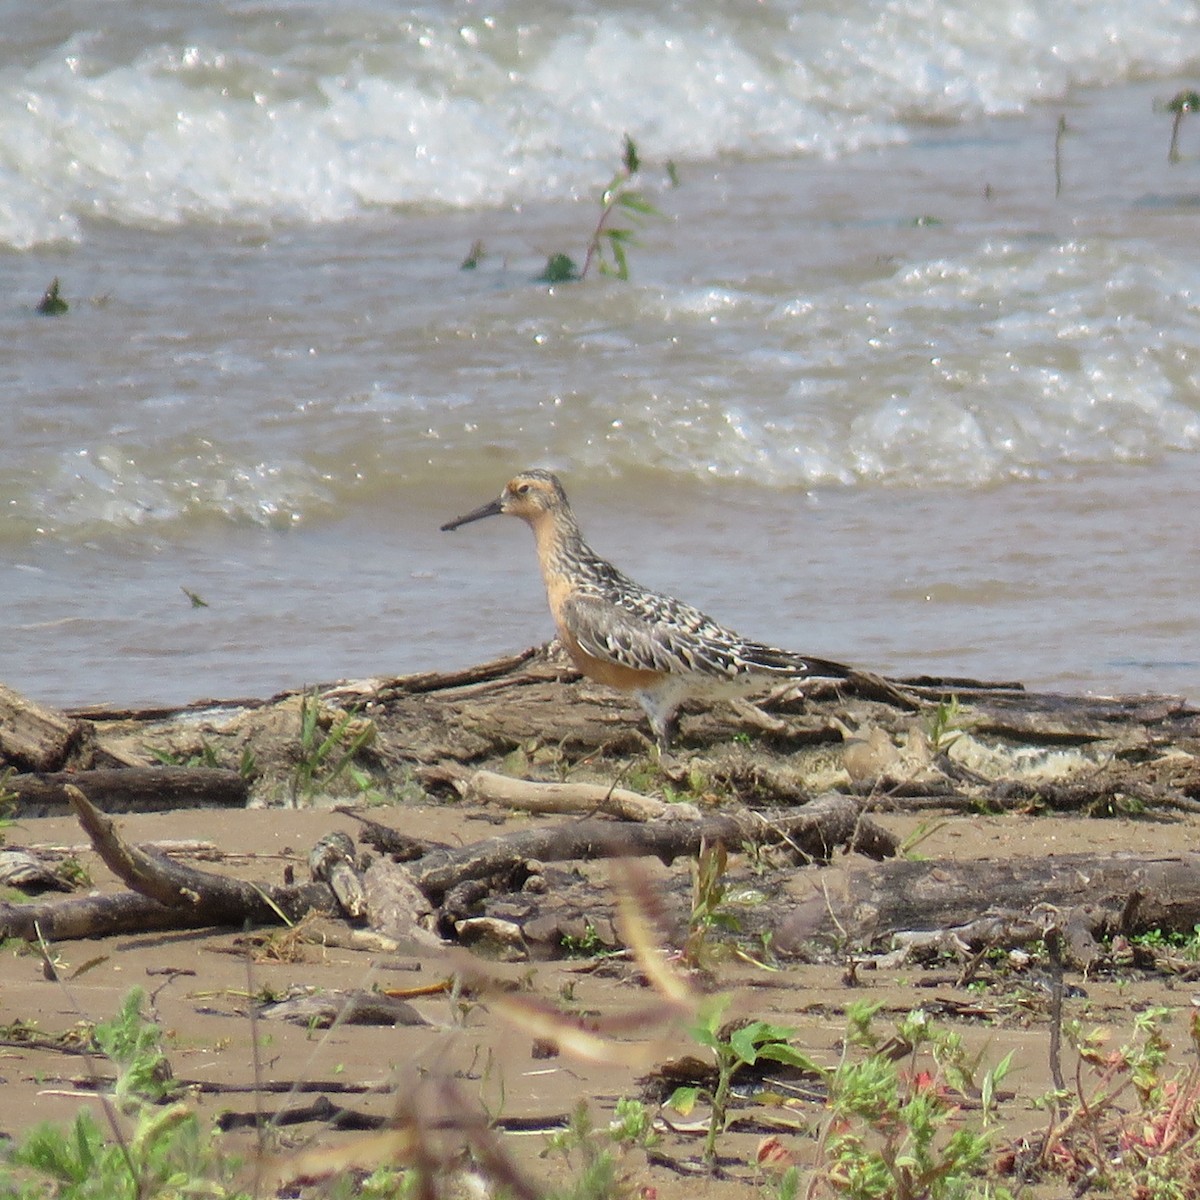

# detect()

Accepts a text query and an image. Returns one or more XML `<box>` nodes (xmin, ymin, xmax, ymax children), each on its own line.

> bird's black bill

<box><xmin>440</xmin><ymin>497</ymin><xmax>503</xmax><ymax>531</ymax></box>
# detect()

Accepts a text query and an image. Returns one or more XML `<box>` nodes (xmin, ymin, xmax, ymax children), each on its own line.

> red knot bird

<box><xmin>441</xmin><ymin>469</ymin><xmax>859</xmax><ymax>750</ymax></box>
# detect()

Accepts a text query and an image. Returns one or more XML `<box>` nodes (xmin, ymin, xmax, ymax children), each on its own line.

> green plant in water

<box><xmin>580</xmin><ymin>134</ymin><xmax>661</xmax><ymax>281</ymax></box>
<box><xmin>538</xmin><ymin>135</ymin><xmax>662</xmax><ymax>284</ymax></box>
<box><xmin>460</xmin><ymin>239</ymin><xmax>487</xmax><ymax>269</ymax></box>
<box><xmin>537</xmin><ymin>251</ymin><xmax>581</xmax><ymax>283</ymax></box>
<box><xmin>1165</xmin><ymin>90</ymin><xmax>1200</xmax><ymax>163</ymax></box>
<box><xmin>36</xmin><ymin>278</ymin><xmax>68</xmax><ymax>315</ymax></box>
<box><xmin>1055</xmin><ymin>114</ymin><xmax>1068</xmax><ymax>197</ymax></box>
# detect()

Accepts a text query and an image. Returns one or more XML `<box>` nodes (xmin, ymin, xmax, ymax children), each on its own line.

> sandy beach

<box><xmin>3</xmin><ymin>652</ymin><xmax>1200</xmax><ymax>1195</ymax></box>
<box><xmin>4</xmin><ymin>2</ymin><xmax>1200</xmax><ymax>1191</ymax></box>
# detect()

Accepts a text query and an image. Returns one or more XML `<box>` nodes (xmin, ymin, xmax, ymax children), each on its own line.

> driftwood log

<box><xmin>777</xmin><ymin>851</ymin><xmax>1200</xmax><ymax>962</ymax></box>
<box><xmin>453</xmin><ymin>769</ymin><xmax>702</xmax><ymax>822</ymax></box>
<box><xmin>7</xmin><ymin>766</ymin><xmax>249</xmax><ymax>816</ymax></box>
<box><xmin>1</xmin><ymin>650</ymin><xmax>1197</xmax><ymax>961</ymax></box>
<box><xmin>413</xmin><ymin>792</ymin><xmax>897</xmax><ymax>902</ymax></box>
<box><xmin>2</xmin><ymin>783</ymin><xmax>893</xmax><ymax>943</ymax></box>
<box><xmin>0</xmin><ymin>890</ymin><xmax>259</xmax><ymax>942</ymax></box>
<box><xmin>0</xmin><ymin>683</ymin><xmax>92</xmax><ymax>771</ymax></box>
<box><xmin>7</xmin><ymin>646</ymin><xmax>1197</xmax><ymax>795</ymax></box>
<box><xmin>37</xmin><ymin>785</ymin><xmax>334</xmax><ymax>934</ymax></box>
<box><xmin>6</xmin><ymin>783</ymin><xmax>1200</xmax><ymax>964</ymax></box>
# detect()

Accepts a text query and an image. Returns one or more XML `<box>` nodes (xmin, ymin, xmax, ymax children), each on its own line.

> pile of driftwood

<box><xmin>2</xmin><ymin>647</ymin><xmax>1200</xmax><ymax>971</ymax></box>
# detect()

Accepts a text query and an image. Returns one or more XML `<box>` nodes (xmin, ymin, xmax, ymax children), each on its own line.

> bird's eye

<box><xmin>514</xmin><ymin>483</ymin><xmax>530</xmax><ymax>496</ymax></box>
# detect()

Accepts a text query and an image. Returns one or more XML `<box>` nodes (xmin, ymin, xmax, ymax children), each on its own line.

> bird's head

<box><xmin>440</xmin><ymin>469</ymin><xmax>569</xmax><ymax>531</ymax></box>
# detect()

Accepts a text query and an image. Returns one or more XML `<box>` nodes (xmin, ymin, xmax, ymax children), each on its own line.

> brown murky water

<box><xmin>5</xmin><ymin>78</ymin><xmax>1200</xmax><ymax>711</ymax></box>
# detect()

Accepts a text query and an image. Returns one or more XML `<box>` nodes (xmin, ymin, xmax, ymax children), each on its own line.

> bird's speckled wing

<box><xmin>561</xmin><ymin>589</ymin><xmax>846</xmax><ymax>682</ymax></box>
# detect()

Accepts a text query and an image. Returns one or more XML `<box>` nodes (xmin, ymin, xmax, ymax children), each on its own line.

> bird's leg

<box><xmin>655</xmin><ymin>710</ymin><xmax>680</xmax><ymax>755</ymax></box>
<box><xmin>635</xmin><ymin>686</ymin><xmax>682</xmax><ymax>755</ymax></box>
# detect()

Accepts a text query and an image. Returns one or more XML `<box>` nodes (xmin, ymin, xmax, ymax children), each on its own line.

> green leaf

<box><xmin>460</xmin><ymin>239</ymin><xmax>486</xmax><ymax>269</ymax></box>
<box><xmin>36</xmin><ymin>277</ymin><xmax>68</xmax><ymax>316</ymax></box>
<box><xmin>755</xmin><ymin>1042</ymin><xmax>823</xmax><ymax>1071</ymax></box>
<box><xmin>617</xmin><ymin>192</ymin><xmax>660</xmax><ymax>216</ymax></box>
<box><xmin>610</xmin><ymin>239</ymin><xmax>629</xmax><ymax>280</ymax></box>
<box><xmin>668</xmin><ymin>1085</ymin><xmax>700</xmax><ymax>1115</ymax></box>
<box><xmin>692</xmin><ymin>996</ymin><xmax>730</xmax><ymax>1046</ymax></box>
<box><xmin>536</xmin><ymin>253</ymin><xmax>580</xmax><ymax>283</ymax></box>
<box><xmin>622</xmin><ymin>133</ymin><xmax>640</xmax><ymax>175</ymax></box>
<box><xmin>729</xmin><ymin>1022</ymin><xmax>771</xmax><ymax>1063</ymax></box>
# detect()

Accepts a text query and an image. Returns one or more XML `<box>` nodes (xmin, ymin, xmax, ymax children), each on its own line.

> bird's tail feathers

<box><xmin>744</xmin><ymin>645</ymin><xmax>919</xmax><ymax>710</ymax></box>
<box><xmin>738</xmin><ymin>642</ymin><xmax>852</xmax><ymax>680</ymax></box>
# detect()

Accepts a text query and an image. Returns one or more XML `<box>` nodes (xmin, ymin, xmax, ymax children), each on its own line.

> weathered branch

<box><xmin>778</xmin><ymin>851</ymin><xmax>1200</xmax><ymax>955</ymax></box>
<box><xmin>0</xmin><ymin>684</ymin><xmax>91</xmax><ymax>771</ymax></box>
<box><xmin>413</xmin><ymin>792</ymin><xmax>897</xmax><ymax>901</ymax></box>
<box><xmin>456</xmin><ymin>769</ymin><xmax>700</xmax><ymax>822</ymax></box>
<box><xmin>9</xmin><ymin>767</ymin><xmax>247</xmax><ymax>816</ymax></box>
<box><xmin>62</xmin><ymin>784</ymin><xmax>332</xmax><ymax>929</ymax></box>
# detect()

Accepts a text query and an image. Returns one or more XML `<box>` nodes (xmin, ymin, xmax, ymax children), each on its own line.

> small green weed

<box><xmin>1</xmin><ymin>989</ymin><xmax>249</xmax><ymax>1200</ymax></box>
<box><xmin>662</xmin><ymin>765</ymin><xmax>713</xmax><ymax>806</ymax></box>
<box><xmin>671</xmin><ymin>999</ymin><xmax>816</xmax><ymax>1166</ymax></box>
<box><xmin>147</xmin><ymin>741</ymin><xmax>221</xmax><ymax>770</ymax></box>
<box><xmin>57</xmin><ymin>856</ymin><xmax>92</xmax><ymax>889</ymax></box>
<box><xmin>812</xmin><ymin>1004</ymin><xmax>1014</xmax><ymax>1199</ymax></box>
<box><xmin>1130</xmin><ymin>925</ymin><xmax>1200</xmax><ymax>961</ymax></box>
<box><xmin>561</xmin><ymin>922</ymin><xmax>617</xmax><ymax>960</ymax></box>
<box><xmin>682</xmin><ymin>839</ymin><xmax>766</xmax><ymax>968</ymax></box>
<box><xmin>545</xmin><ymin>1097</ymin><xmax>659</xmax><ymax>1200</ymax></box>
<box><xmin>290</xmin><ymin>690</ymin><xmax>378</xmax><ymax>804</ymax></box>
<box><xmin>238</xmin><ymin>745</ymin><xmax>257</xmax><ymax>781</ymax></box>
<box><xmin>0</xmin><ymin>767</ymin><xmax>16</xmax><ymax>841</ymax></box>
<box><xmin>927</xmin><ymin>696</ymin><xmax>966</xmax><ymax>755</ymax></box>
<box><xmin>1011</xmin><ymin>1007</ymin><xmax>1200</xmax><ymax>1195</ymax></box>
<box><xmin>91</xmin><ymin>988</ymin><xmax>177</xmax><ymax>1109</ymax></box>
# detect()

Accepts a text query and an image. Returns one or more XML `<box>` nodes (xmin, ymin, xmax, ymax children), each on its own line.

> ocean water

<box><xmin>2</xmin><ymin>0</ymin><xmax>1199</xmax><ymax>708</ymax></box>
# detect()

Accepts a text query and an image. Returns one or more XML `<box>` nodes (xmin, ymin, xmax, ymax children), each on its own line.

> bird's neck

<box><xmin>529</xmin><ymin>508</ymin><xmax>586</xmax><ymax>584</ymax></box>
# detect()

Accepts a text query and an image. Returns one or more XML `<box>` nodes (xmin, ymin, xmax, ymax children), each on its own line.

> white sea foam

<box><xmin>1</xmin><ymin>0</ymin><xmax>1197</xmax><ymax>246</ymax></box>
<box><xmin>21</xmin><ymin>444</ymin><xmax>330</xmax><ymax>533</ymax></box>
